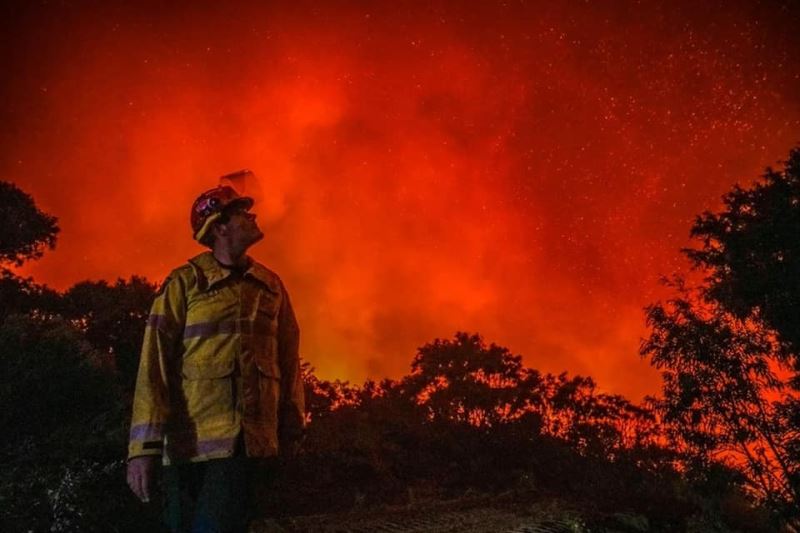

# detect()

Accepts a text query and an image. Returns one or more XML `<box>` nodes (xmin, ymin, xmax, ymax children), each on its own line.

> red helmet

<box><xmin>190</xmin><ymin>185</ymin><xmax>254</xmax><ymax>242</ymax></box>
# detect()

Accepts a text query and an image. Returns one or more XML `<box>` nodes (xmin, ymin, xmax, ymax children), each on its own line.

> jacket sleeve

<box><xmin>277</xmin><ymin>280</ymin><xmax>306</xmax><ymax>445</ymax></box>
<box><xmin>127</xmin><ymin>272</ymin><xmax>186</xmax><ymax>460</ymax></box>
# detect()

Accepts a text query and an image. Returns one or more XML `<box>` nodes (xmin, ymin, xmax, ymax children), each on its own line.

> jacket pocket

<box><xmin>180</xmin><ymin>359</ymin><xmax>236</xmax><ymax>428</ymax></box>
<box><xmin>253</xmin><ymin>360</ymin><xmax>281</xmax><ymax>427</ymax></box>
<box><xmin>254</xmin><ymin>340</ymin><xmax>281</xmax><ymax>379</ymax></box>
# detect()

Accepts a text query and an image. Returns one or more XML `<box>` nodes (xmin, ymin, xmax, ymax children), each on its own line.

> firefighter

<box><xmin>126</xmin><ymin>180</ymin><xmax>305</xmax><ymax>532</ymax></box>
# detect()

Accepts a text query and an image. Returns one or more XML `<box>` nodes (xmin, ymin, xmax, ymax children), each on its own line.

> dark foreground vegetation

<box><xmin>1</xmin><ymin>147</ymin><xmax>799</xmax><ymax>532</ymax></box>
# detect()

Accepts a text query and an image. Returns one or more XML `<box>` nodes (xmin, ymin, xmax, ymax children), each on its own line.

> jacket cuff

<box><xmin>128</xmin><ymin>440</ymin><xmax>164</xmax><ymax>460</ymax></box>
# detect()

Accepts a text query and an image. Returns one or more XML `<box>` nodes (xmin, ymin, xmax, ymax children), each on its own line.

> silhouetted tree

<box><xmin>0</xmin><ymin>181</ymin><xmax>59</xmax><ymax>266</ymax></box>
<box><xmin>0</xmin><ymin>181</ymin><xmax>61</xmax><ymax>322</ymax></box>
<box><xmin>0</xmin><ymin>315</ymin><xmax>117</xmax><ymax>440</ymax></box>
<box><xmin>301</xmin><ymin>360</ymin><xmax>360</xmax><ymax>422</ymax></box>
<box><xmin>404</xmin><ymin>332</ymin><xmax>544</xmax><ymax>429</ymax></box>
<box><xmin>684</xmin><ymin>147</ymin><xmax>800</xmax><ymax>356</ymax></box>
<box><xmin>642</xmin><ymin>281</ymin><xmax>795</xmax><ymax>508</ymax></box>
<box><xmin>0</xmin><ymin>183</ymin><xmax>164</xmax><ymax>532</ymax></box>
<box><xmin>539</xmin><ymin>372</ymin><xmax>659</xmax><ymax>460</ymax></box>
<box><xmin>61</xmin><ymin>277</ymin><xmax>156</xmax><ymax>391</ymax></box>
<box><xmin>0</xmin><ymin>269</ymin><xmax>60</xmax><ymax>322</ymax></box>
<box><xmin>641</xmin><ymin>146</ymin><xmax>800</xmax><ymax>524</ymax></box>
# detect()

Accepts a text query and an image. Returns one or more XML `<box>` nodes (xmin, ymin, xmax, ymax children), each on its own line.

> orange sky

<box><xmin>2</xmin><ymin>1</ymin><xmax>799</xmax><ymax>401</ymax></box>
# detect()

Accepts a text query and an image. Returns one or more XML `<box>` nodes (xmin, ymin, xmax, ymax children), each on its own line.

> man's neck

<box><xmin>212</xmin><ymin>248</ymin><xmax>249</xmax><ymax>269</ymax></box>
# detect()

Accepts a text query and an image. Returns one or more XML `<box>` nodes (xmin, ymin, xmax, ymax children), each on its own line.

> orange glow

<box><xmin>4</xmin><ymin>2</ymin><xmax>799</xmax><ymax>401</ymax></box>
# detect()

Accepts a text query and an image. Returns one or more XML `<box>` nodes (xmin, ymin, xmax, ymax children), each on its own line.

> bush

<box><xmin>0</xmin><ymin>314</ymin><xmax>160</xmax><ymax>532</ymax></box>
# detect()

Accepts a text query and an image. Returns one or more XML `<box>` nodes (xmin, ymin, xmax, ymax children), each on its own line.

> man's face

<box><xmin>221</xmin><ymin>205</ymin><xmax>263</xmax><ymax>251</ymax></box>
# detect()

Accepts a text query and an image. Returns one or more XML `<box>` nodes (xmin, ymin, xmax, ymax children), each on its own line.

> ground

<box><xmin>251</xmin><ymin>494</ymin><xmax>644</xmax><ymax>533</ymax></box>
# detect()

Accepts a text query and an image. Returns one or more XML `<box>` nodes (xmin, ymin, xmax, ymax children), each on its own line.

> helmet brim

<box><xmin>225</xmin><ymin>196</ymin><xmax>254</xmax><ymax>213</ymax></box>
<box><xmin>193</xmin><ymin>196</ymin><xmax>255</xmax><ymax>242</ymax></box>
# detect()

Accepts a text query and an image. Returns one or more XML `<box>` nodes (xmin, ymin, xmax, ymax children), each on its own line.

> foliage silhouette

<box><xmin>0</xmin><ymin>269</ymin><xmax>60</xmax><ymax>322</ymax></box>
<box><xmin>0</xmin><ymin>315</ymin><xmax>116</xmax><ymax>438</ymax></box>
<box><xmin>0</xmin><ymin>185</ymin><xmax>163</xmax><ymax>531</ymax></box>
<box><xmin>61</xmin><ymin>277</ymin><xmax>157</xmax><ymax>392</ymax></box>
<box><xmin>684</xmin><ymin>147</ymin><xmax>800</xmax><ymax>355</ymax></box>
<box><xmin>641</xmin><ymin>145</ymin><xmax>800</xmax><ymax>526</ymax></box>
<box><xmin>0</xmin><ymin>181</ymin><xmax>59</xmax><ymax>266</ymax></box>
<box><xmin>266</xmin><ymin>332</ymin><xmax>766</xmax><ymax>530</ymax></box>
<box><xmin>404</xmin><ymin>332</ymin><xmax>543</xmax><ymax>429</ymax></box>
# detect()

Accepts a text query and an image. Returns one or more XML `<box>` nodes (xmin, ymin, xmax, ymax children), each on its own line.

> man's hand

<box><xmin>127</xmin><ymin>455</ymin><xmax>158</xmax><ymax>503</ymax></box>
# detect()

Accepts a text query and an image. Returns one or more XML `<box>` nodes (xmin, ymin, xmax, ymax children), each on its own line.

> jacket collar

<box><xmin>188</xmin><ymin>251</ymin><xmax>279</xmax><ymax>294</ymax></box>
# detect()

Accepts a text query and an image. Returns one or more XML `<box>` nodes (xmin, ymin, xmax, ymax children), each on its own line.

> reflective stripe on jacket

<box><xmin>128</xmin><ymin>251</ymin><xmax>305</xmax><ymax>464</ymax></box>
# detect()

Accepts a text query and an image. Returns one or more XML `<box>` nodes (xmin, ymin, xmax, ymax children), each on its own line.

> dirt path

<box><xmin>275</xmin><ymin>508</ymin><xmax>583</xmax><ymax>532</ymax></box>
<box><xmin>251</xmin><ymin>498</ymin><xmax>598</xmax><ymax>533</ymax></box>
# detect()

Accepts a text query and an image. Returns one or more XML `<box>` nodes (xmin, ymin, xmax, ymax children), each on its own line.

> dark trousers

<box><xmin>163</xmin><ymin>456</ymin><xmax>249</xmax><ymax>533</ymax></box>
<box><xmin>162</xmin><ymin>438</ymin><xmax>274</xmax><ymax>533</ymax></box>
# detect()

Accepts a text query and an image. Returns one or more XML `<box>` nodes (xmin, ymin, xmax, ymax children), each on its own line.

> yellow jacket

<box><xmin>127</xmin><ymin>251</ymin><xmax>305</xmax><ymax>464</ymax></box>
